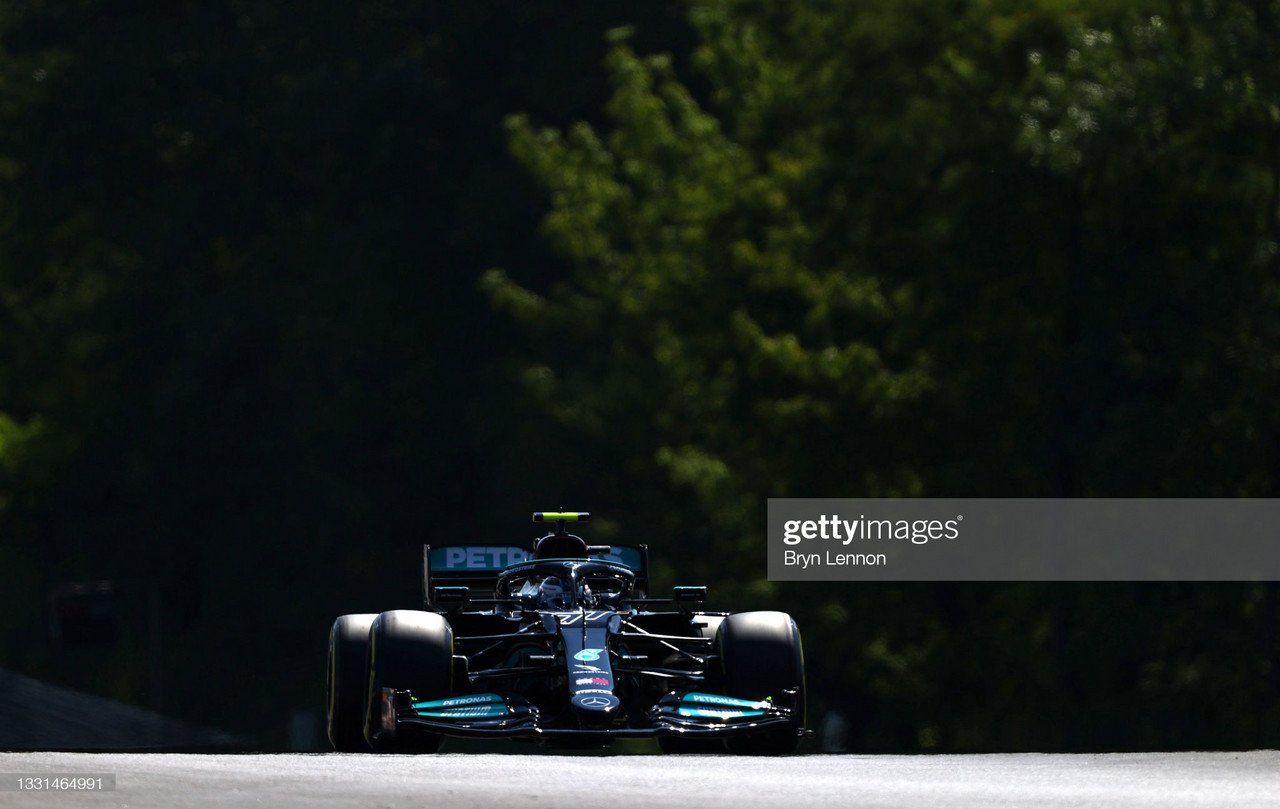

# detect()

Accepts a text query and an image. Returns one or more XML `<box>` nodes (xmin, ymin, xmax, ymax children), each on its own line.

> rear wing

<box><xmin>422</xmin><ymin>543</ymin><xmax>650</xmax><ymax>607</ymax></box>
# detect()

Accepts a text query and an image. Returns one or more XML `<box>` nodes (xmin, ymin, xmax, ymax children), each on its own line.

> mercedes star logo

<box><xmin>579</xmin><ymin>696</ymin><xmax>612</xmax><ymax>708</ymax></box>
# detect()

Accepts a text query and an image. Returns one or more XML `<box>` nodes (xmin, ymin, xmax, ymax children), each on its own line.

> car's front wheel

<box><xmin>363</xmin><ymin>610</ymin><xmax>453</xmax><ymax>753</ymax></box>
<box><xmin>719</xmin><ymin>610</ymin><xmax>805</xmax><ymax>755</ymax></box>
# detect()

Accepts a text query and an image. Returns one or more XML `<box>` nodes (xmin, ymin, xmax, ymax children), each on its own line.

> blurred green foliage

<box><xmin>0</xmin><ymin>0</ymin><xmax>1278</xmax><ymax>751</ymax></box>
<box><xmin>490</xmin><ymin>0</ymin><xmax>1280</xmax><ymax>749</ymax></box>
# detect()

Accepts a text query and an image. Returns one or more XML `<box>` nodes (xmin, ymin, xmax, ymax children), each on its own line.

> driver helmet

<box><xmin>538</xmin><ymin>576</ymin><xmax>570</xmax><ymax>608</ymax></box>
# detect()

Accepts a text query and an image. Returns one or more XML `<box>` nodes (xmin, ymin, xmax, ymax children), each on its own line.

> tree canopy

<box><xmin>489</xmin><ymin>0</ymin><xmax>1280</xmax><ymax>749</ymax></box>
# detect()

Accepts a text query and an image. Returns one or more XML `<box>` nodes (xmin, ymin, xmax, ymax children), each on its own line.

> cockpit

<box><xmin>498</xmin><ymin>560</ymin><xmax>634</xmax><ymax>610</ymax></box>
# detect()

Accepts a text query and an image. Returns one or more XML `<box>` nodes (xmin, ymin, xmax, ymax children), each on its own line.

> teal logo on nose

<box><xmin>574</xmin><ymin>648</ymin><xmax>603</xmax><ymax>662</ymax></box>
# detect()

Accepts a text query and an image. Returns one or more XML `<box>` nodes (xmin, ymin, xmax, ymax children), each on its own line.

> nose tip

<box><xmin>571</xmin><ymin>692</ymin><xmax>620</xmax><ymax>713</ymax></box>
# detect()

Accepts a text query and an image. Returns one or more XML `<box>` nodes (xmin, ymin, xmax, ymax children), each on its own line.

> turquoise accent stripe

<box><xmin>677</xmin><ymin>707</ymin><xmax>768</xmax><ymax>719</ymax></box>
<box><xmin>682</xmin><ymin>692</ymin><xmax>771</xmax><ymax>710</ymax></box>
<box><xmin>416</xmin><ymin>705</ymin><xmax>509</xmax><ymax>719</ymax></box>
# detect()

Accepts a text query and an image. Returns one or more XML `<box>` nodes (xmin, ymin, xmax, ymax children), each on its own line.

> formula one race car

<box><xmin>326</xmin><ymin>511</ymin><xmax>806</xmax><ymax>754</ymax></box>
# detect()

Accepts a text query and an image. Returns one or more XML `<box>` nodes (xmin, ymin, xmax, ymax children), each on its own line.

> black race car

<box><xmin>326</xmin><ymin>511</ymin><xmax>806</xmax><ymax>754</ymax></box>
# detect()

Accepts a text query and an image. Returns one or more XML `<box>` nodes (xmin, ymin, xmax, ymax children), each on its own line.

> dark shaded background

<box><xmin>1</xmin><ymin>0</ymin><xmax>1279</xmax><ymax>752</ymax></box>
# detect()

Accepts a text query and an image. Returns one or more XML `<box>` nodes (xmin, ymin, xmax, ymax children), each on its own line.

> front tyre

<box><xmin>327</xmin><ymin>613</ymin><xmax>376</xmax><ymax>752</ymax></box>
<box><xmin>719</xmin><ymin>611</ymin><xmax>805</xmax><ymax>755</ymax></box>
<box><xmin>363</xmin><ymin>610</ymin><xmax>453</xmax><ymax>753</ymax></box>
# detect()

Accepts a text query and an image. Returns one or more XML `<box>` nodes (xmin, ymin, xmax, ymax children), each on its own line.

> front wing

<box><xmin>377</xmin><ymin>689</ymin><xmax>801</xmax><ymax>740</ymax></box>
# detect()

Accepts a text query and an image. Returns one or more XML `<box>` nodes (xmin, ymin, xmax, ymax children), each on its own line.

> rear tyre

<box><xmin>363</xmin><ymin>610</ymin><xmax>453</xmax><ymax>753</ymax></box>
<box><xmin>719</xmin><ymin>611</ymin><xmax>805</xmax><ymax>755</ymax></box>
<box><xmin>327</xmin><ymin>613</ymin><xmax>375</xmax><ymax>752</ymax></box>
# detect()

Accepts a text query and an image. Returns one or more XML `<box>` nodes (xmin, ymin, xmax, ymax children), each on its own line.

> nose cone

<box><xmin>571</xmin><ymin>692</ymin><xmax>620</xmax><ymax>717</ymax></box>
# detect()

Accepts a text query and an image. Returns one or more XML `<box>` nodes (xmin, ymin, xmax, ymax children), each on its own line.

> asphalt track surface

<box><xmin>0</xmin><ymin>751</ymin><xmax>1278</xmax><ymax>808</ymax></box>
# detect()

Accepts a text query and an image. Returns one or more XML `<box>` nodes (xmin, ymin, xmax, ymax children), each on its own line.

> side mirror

<box><xmin>673</xmin><ymin>586</ymin><xmax>707</xmax><ymax>606</ymax></box>
<box><xmin>434</xmin><ymin>586</ymin><xmax>470</xmax><ymax>607</ymax></box>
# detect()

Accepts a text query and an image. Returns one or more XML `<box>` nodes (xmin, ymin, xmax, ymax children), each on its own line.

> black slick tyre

<box><xmin>363</xmin><ymin>610</ymin><xmax>453</xmax><ymax>753</ymax></box>
<box><xmin>719</xmin><ymin>610</ymin><xmax>805</xmax><ymax>755</ymax></box>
